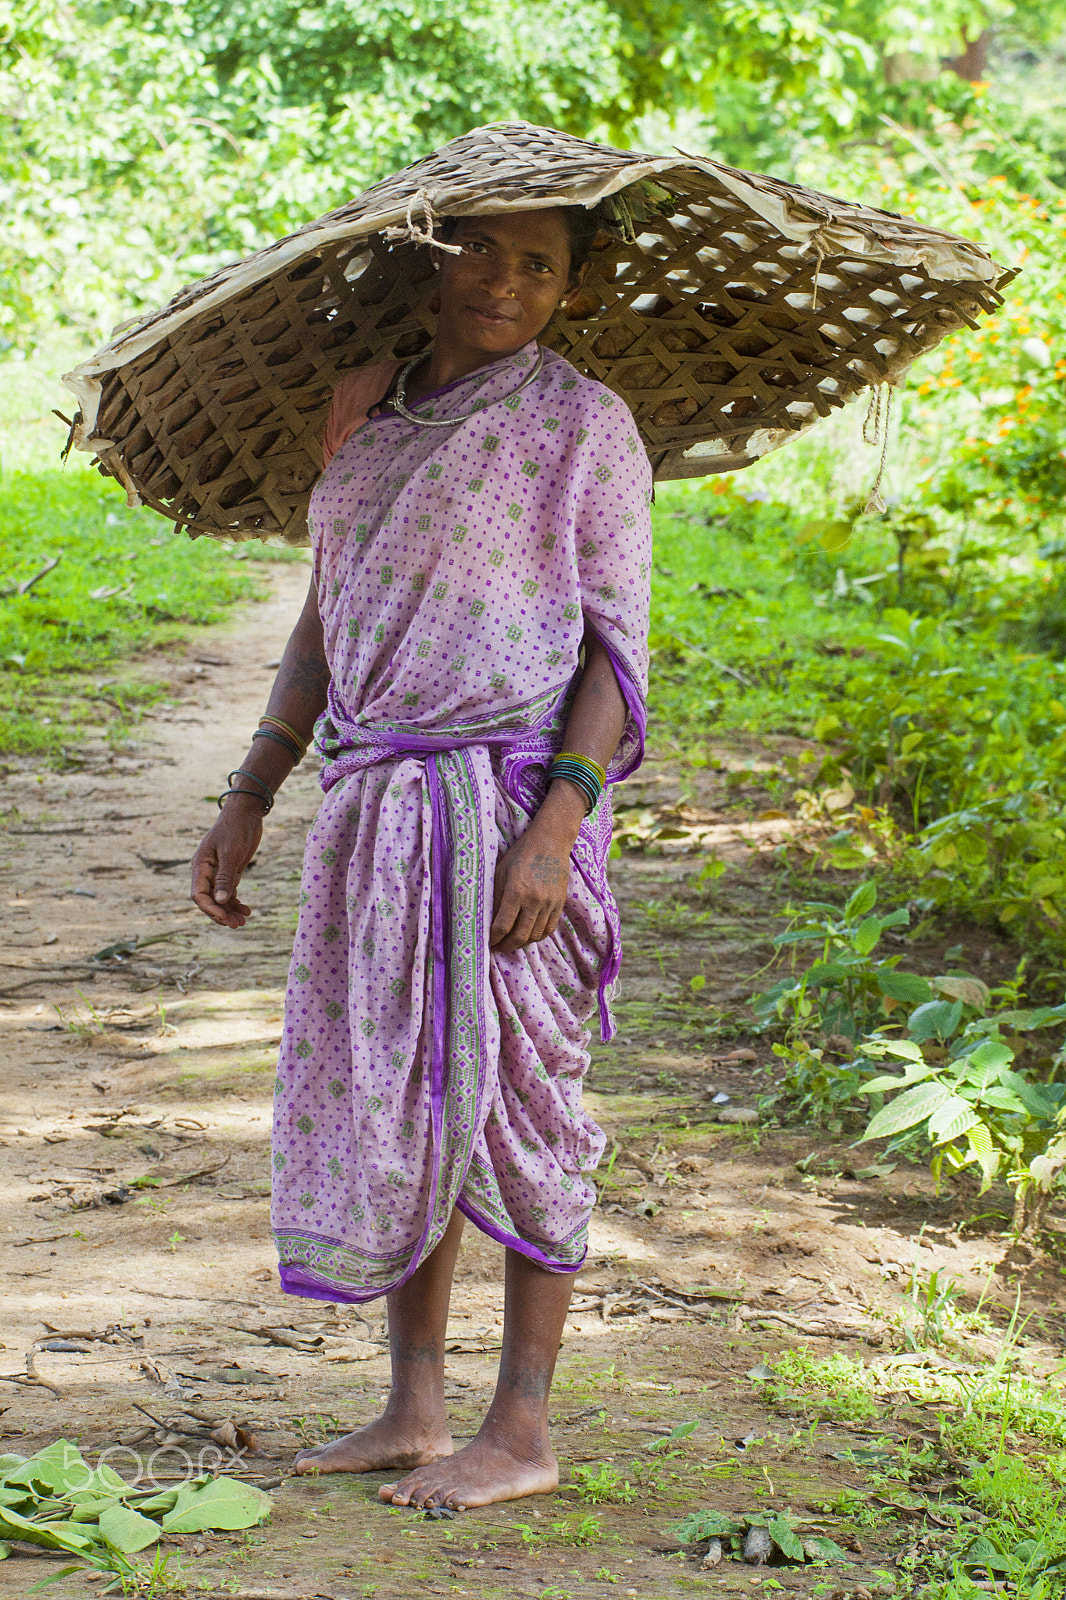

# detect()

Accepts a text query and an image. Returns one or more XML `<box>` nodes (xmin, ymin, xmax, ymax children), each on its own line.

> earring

<box><xmin>560</xmin><ymin>297</ymin><xmax>568</xmax><ymax>308</ymax></box>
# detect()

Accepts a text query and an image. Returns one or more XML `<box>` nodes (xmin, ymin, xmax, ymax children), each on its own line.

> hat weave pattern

<box><xmin>63</xmin><ymin>122</ymin><xmax>1011</xmax><ymax>544</ymax></box>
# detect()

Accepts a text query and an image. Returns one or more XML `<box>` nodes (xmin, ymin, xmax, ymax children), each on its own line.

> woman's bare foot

<box><xmin>294</xmin><ymin>1414</ymin><xmax>453</xmax><ymax>1476</ymax></box>
<box><xmin>379</xmin><ymin>1425</ymin><xmax>558</xmax><ymax>1510</ymax></box>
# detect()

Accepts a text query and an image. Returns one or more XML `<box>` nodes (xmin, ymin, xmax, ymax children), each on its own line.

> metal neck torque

<box><xmin>392</xmin><ymin>347</ymin><xmax>544</xmax><ymax>428</ymax></box>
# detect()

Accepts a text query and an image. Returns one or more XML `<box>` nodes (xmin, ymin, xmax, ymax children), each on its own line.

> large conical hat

<box><xmin>62</xmin><ymin>121</ymin><xmax>1010</xmax><ymax>545</ymax></box>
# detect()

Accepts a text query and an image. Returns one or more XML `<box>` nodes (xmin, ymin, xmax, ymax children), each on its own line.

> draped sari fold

<box><xmin>271</xmin><ymin>343</ymin><xmax>652</xmax><ymax>1303</ymax></box>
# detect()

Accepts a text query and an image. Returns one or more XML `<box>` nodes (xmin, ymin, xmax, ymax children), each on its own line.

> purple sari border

<box><xmin>455</xmin><ymin>1195</ymin><xmax>588</xmax><ymax>1273</ymax></box>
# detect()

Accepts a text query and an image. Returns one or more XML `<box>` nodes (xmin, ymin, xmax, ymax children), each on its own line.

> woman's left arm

<box><xmin>489</xmin><ymin>634</ymin><xmax>627</xmax><ymax>954</ymax></box>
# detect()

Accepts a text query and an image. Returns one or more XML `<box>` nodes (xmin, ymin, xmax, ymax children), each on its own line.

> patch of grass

<box><xmin>762</xmin><ymin>1343</ymin><xmax>1066</xmax><ymax>1599</ymax></box>
<box><xmin>0</xmin><ymin>460</ymin><xmax>304</xmax><ymax>761</ymax></box>
<box><xmin>517</xmin><ymin>1512</ymin><xmax>605</xmax><ymax>1548</ymax></box>
<box><xmin>571</xmin><ymin>1461</ymin><xmax>636</xmax><ymax>1504</ymax></box>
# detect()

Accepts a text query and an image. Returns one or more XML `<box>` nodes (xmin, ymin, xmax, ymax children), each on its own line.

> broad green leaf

<box><xmin>954</xmin><ymin>831</ymin><xmax>988</xmax><ymax>866</ymax></box>
<box><xmin>0</xmin><ymin>1457</ymin><xmax>27</xmax><ymax>1482</ymax></box>
<box><xmin>969</xmin><ymin>1040</ymin><xmax>1014</xmax><ymax>1072</ymax></box>
<box><xmin>68</xmin><ymin>1494</ymin><xmax>123</xmax><ymax>1522</ymax></box>
<box><xmin>132</xmin><ymin>1488</ymin><xmax>181</xmax><ymax>1514</ymax></box>
<box><xmin>807</xmin><ymin>961</ymin><xmax>848</xmax><ymax>985</ymax></box>
<box><xmin>0</xmin><ymin>1504</ymin><xmax>96</xmax><ymax>1555</ymax></box>
<box><xmin>880</xmin><ymin>907</ymin><xmax>910</xmax><ymax>929</ymax></box>
<box><xmin>994</xmin><ymin>1006</ymin><xmax>1066</xmax><ymax>1031</ymax></box>
<box><xmin>928</xmin><ymin>1096</ymin><xmax>981</xmax><ymax>1145</ymax></box>
<box><xmin>854</xmin><ymin>915</ymin><xmax>882</xmax><ymax>956</ymax></box>
<box><xmin>862</xmin><ymin>1064</ymin><xmax>934</xmax><ymax>1094</ymax></box>
<box><xmin>1002</xmin><ymin>1070</ymin><xmax>1059</xmax><ymax>1119</ymax></box>
<box><xmin>979</xmin><ymin>1086</ymin><xmax>1028</xmax><ymax>1114</ymax></box>
<box><xmin>966</xmin><ymin>1535</ymin><xmax>1011</xmax><ymax>1572</ymax></box>
<box><xmin>909</xmin><ymin>999</ymin><xmax>963</xmax><ymax>1043</ymax></box>
<box><xmin>0</xmin><ymin>1541</ymin><xmax>10</xmax><ymax>1560</ymax></box>
<box><xmin>767</xmin><ymin>1515</ymin><xmax>806</xmax><ymax>1561</ymax></box>
<box><xmin>861</xmin><ymin>1082</ymin><xmax>953</xmax><ymax>1142</ymax></box>
<box><xmin>97</xmin><ymin>1504</ymin><xmax>160</xmax><ymax>1554</ymax></box>
<box><xmin>828</xmin><ymin>846</ymin><xmax>871</xmax><ymax>869</ymax></box>
<box><xmin>668</xmin><ymin>1509</ymin><xmax>738</xmax><ymax>1543</ymax></box>
<box><xmin>1</xmin><ymin>1441</ymin><xmax>94</xmax><ymax>1496</ymax></box>
<box><xmin>879</xmin><ymin>1039</ymin><xmax>925</xmax><ymax>1062</ymax></box>
<box><xmin>966</xmin><ymin>1122</ymin><xmax>999</xmax><ymax>1189</ymax></box>
<box><xmin>161</xmin><ymin>1477</ymin><xmax>272</xmax><ymax>1534</ymax></box>
<box><xmin>844</xmin><ymin>881</ymin><xmax>877</xmax><ymax>920</ymax></box>
<box><xmin>819</xmin><ymin>520</ymin><xmax>854</xmax><ymax>552</ymax></box>
<box><xmin>933</xmin><ymin>975</ymin><xmax>989</xmax><ymax>1010</ymax></box>
<box><xmin>804</xmin><ymin>1535</ymin><xmax>850</xmax><ymax>1563</ymax></box>
<box><xmin>877</xmin><ymin>971</ymin><xmax>933</xmax><ymax>1004</ymax></box>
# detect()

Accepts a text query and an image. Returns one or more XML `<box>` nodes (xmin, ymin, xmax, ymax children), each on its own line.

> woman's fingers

<box><xmin>490</xmin><ymin>835</ymin><xmax>570</xmax><ymax>950</ymax></box>
<box><xmin>190</xmin><ymin>819</ymin><xmax>261</xmax><ymax>927</ymax></box>
<box><xmin>488</xmin><ymin>886</ymin><xmax>523</xmax><ymax>949</ymax></box>
<box><xmin>191</xmin><ymin>853</ymin><xmax>250</xmax><ymax>927</ymax></box>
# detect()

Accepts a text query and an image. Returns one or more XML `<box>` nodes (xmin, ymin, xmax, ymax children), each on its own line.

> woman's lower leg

<box><xmin>382</xmin><ymin>1206</ymin><xmax>466</xmax><ymax>1435</ymax></box>
<box><xmin>380</xmin><ymin>1247</ymin><xmax>576</xmax><ymax>1507</ymax></box>
<box><xmin>482</xmin><ymin>1247</ymin><xmax>576</xmax><ymax>1458</ymax></box>
<box><xmin>294</xmin><ymin>1208</ymin><xmax>465</xmax><ymax>1474</ymax></box>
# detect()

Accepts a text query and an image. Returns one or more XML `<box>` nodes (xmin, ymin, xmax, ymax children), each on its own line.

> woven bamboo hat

<box><xmin>62</xmin><ymin>121</ymin><xmax>1010</xmax><ymax>545</ymax></box>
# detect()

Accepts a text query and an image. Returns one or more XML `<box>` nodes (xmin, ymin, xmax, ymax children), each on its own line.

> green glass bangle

<box><xmin>549</xmin><ymin>761</ymin><xmax>601</xmax><ymax>814</ymax></box>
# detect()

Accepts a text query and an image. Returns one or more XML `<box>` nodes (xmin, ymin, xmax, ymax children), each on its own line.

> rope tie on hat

<box><xmin>863</xmin><ymin>384</ymin><xmax>894</xmax><ymax>514</ymax></box>
<box><xmin>810</xmin><ymin>242</ymin><xmax>826</xmax><ymax>312</ymax></box>
<box><xmin>383</xmin><ymin>188</ymin><xmax>463</xmax><ymax>253</ymax></box>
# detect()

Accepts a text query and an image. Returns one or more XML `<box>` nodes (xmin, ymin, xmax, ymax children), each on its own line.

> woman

<box><xmin>191</xmin><ymin>202</ymin><xmax>652</xmax><ymax>1511</ymax></box>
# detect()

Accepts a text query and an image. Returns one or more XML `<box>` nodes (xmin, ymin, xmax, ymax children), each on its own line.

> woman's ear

<box><xmin>566</xmin><ymin>260</ymin><xmax>591</xmax><ymax>298</ymax></box>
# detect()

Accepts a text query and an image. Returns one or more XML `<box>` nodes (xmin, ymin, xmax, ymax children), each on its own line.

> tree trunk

<box><xmin>944</xmin><ymin>30</ymin><xmax>989</xmax><ymax>81</ymax></box>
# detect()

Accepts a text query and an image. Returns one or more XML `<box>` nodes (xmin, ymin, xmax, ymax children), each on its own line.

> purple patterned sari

<box><xmin>271</xmin><ymin>342</ymin><xmax>651</xmax><ymax>1303</ymax></box>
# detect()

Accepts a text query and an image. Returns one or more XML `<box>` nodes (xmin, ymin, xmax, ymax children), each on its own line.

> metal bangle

<box><xmin>228</xmin><ymin>767</ymin><xmax>275</xmax><ymax>804</ymax></box>
<box><xmin>218</xmin><ymin>786</ymin><xmax>273</xmax><ymax>815</ymax></box>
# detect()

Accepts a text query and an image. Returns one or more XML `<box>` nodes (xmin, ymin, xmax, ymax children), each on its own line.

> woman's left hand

<box><xmin>489</xmin><ymin>814</ymin><xmax>575</xmax><ymax>953</ymax></box>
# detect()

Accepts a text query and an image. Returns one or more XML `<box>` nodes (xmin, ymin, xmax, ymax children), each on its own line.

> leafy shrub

<box><xmin>858</xmin><ymin>1009</ymin><xmax>1066</xmax><ymax>1236</ymax></box>
<box><xmin>753</xmin><ymin>880</ymin><xmax>932</xmax><ymax>1040</ymax></box>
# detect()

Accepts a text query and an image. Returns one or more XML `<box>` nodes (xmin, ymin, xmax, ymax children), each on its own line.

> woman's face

<box><xmin>433</xmin><ymin>209</ymin><xmax>586</xmax><ymax>360</ymax></box>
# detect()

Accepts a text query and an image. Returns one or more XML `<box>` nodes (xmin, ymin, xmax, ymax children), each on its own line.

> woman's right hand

<box><xmin>190</xmin><ymin>794</ymin><xmax>265</xmax><ymax>928</ymax></box>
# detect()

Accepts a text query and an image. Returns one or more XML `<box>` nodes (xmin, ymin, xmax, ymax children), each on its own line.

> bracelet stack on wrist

<box><xmin>218</xmin><ymin>767</ymin><xmax>275</xmax><ymax>815</ymax></box>
<box><xmin>548</xmin><ymin>751</ymin><xmax>607</xmax><ymax>815</ymax></box>
<box><xmin>252</xmin><ymin>715</ymin><xmax>307</xmax><ymax>763</ymax></box>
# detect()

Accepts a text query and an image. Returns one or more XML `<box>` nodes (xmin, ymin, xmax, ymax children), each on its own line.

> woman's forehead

<box><xmin>454</xmin><ymin>210</ymin><xmax>569</xmax><ymax>249</ymax></box>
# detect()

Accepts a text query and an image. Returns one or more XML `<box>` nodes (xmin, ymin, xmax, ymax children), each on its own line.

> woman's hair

<box><xmin>438</xmin><ymin>204</ymin><xmax>604</xmax><ymax>279</ymax></box>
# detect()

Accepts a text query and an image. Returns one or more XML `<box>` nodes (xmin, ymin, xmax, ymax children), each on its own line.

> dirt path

<box><xmin>0</xmin><ymin>566</ymin><xmax>1058</xmax><ymax>1598</ymax></box>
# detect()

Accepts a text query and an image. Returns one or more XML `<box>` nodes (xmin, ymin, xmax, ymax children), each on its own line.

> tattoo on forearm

<box><xmin>280</xmin><ymin>648</ymin><xmax>332</xmax><ymax>715</ymax></box>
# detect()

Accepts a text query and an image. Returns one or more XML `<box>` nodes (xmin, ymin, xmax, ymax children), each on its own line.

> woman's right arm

<box><xmin>191</xmin><ymin>578</ymin><xmax>330</xmax><ymax>928</ymax></box>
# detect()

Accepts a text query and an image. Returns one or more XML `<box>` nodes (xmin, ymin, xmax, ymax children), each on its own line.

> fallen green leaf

<box><xmin>97</xmin><ymin>1503</ymin><xmax>161</xmax><ymax>1554</ymax></box>
<box><xmin>767</xmin><ymin>1514</ymin><xmax>806</xmax><ymax>1562</ymax></box>
<box><xmin>161</xmin><ymin>1477</ymin><xmax>273</xmax><ymax>1534</ymax></box>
